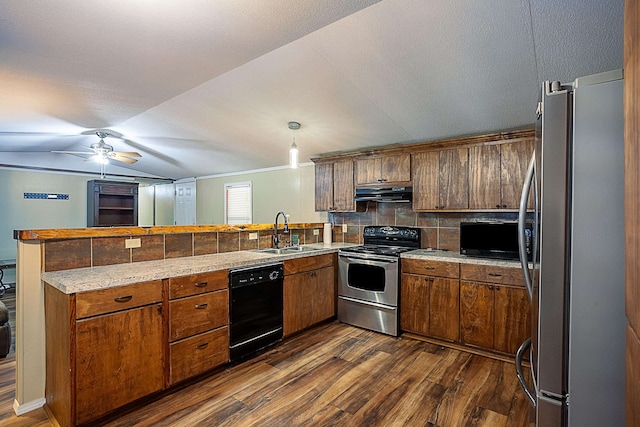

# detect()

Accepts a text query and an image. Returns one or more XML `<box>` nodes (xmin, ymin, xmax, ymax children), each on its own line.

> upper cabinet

<box><xmin>312</xmin><ymin>129</ymin><xmax>534</xmax><ymax>213</ymax></box>
<box><xmin>356</xmin><ymin>154</ymin><xmax>410</xmax><ymax>185</ymax></box>
<box><xmin>412</xmin><ymin>148</ymin><xmax>469</xmax><ymax>210</ymax></box>
<box><xmin>315</xmin><ymin>160</ymin><xmax>355</xmax><ymax>212</ymax></box>
<box><xmin>468</xmin><ymin>138</ymin><xmax>534</xmax><ymax>210</ymax></box>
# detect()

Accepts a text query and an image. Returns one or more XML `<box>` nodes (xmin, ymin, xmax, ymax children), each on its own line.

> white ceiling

<box><xmin>0</xmin><ymin>0</ymin><xmax>623</xmax><ymax>180</ymax></box>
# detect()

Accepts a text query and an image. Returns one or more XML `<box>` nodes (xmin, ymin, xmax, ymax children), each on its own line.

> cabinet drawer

<box><xmin>76</xmin><ymin>280</ymin><xmax>163</xmax><ymax>319</ymax></box>
<box><xmin>460</xmin><ymin>263</ymin><xmax>524</xmax><ymax>286</ymax></box>
<box><xmin>284</xmin><ymin>253</ymin><xmax>335</xmax><ymax>275</ymax></box>
<box><xmin>169</xmin><ymin>290</ymin><xmax>229</xmax><ymax>341</ymax></box>
<box><xmin>169</xmin><ymin>270</ymin><xmax>228</xmax><ymax>299</ymax></box>
<box><xmin>170</xmin><ymin>326</ymin><xmax>229</xmax><ymax>385</ymax></box>
<box><xmin>401</xmin><ymin>259</ymin><xmax>459</xmax><ymax>278</ymax></box>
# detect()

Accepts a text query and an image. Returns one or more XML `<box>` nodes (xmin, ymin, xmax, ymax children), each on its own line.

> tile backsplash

<box><xmin>328</xmin><ymin>203</ymin><xmax>518</xmax><ymax>251</ymax></box>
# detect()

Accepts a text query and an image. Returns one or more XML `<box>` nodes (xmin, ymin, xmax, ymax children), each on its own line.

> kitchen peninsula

<box><xmin>12</xmin><ymin>223</ymin><xmax>341</xmax><ymax>423</ymax></box>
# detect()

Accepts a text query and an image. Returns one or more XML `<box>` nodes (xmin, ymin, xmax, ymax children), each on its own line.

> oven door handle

<box><xmin>339</xmin><ymin>255</ymin><xmax>398</xmax><ymax>266</ymax></box>
<box><xmin>339</xmin><ymin>296</ymin><xmax>395</xmax><ymax>310</ymax></box>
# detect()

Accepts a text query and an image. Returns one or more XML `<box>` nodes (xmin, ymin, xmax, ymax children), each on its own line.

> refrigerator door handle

<box><xmin>516</xmin><ymin>337</ymin><xmax>536</xmax><ymax>407</ymax></box>
<box><xmin>518</xmin><ymin>154</ymin><xmax>535</xmax><ymax>301</ymax></box>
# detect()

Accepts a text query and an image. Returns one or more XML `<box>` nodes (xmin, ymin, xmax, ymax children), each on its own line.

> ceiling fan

<box><xmin>53</xmin><ymin>131</ymin><xmax>142</xmax><ymax>165</ymax></box>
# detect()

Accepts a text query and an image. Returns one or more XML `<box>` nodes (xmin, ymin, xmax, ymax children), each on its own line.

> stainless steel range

<box><xmin>338</xmin><ymin>226</ymin><xmax>420</xmax><ymax>336</ymax></box>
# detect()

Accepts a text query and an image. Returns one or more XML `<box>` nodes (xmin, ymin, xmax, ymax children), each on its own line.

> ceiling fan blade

<box><xmin>110</xmin><ymin>153</ymin><xmax>139</xmax><ymax>164</ymax></box>
<box><xmin>113</xmin><ymin>151</ymin><xmax>141</xmax><ymax>158</ymax></box>
<box><xmin>52</xmin><ymin>150</ymin><xmax>93</xmax><ymax>155</ymax></box>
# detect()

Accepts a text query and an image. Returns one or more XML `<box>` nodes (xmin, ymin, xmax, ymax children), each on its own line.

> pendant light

<box><xmin>288</xmin><ymin>121</ymin><xmax>300</xmax><ymax>168</ymax></box>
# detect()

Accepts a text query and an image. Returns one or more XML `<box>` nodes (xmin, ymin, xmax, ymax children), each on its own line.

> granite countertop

<box><xmin>402</xmin><ymin>249</ymin><xmax>525</xmax><ymax>268</ymax></box>
<box><xmin>42</xmin><ymin>242</ymin><xmax>356</xmax><ymax>294</ymax></box>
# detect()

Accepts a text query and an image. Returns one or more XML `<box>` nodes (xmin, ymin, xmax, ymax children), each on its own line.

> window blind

<box><xmin>225</xmin><ymin>182</ymin><xmax>252</xmax><ymax>225</ymax></box>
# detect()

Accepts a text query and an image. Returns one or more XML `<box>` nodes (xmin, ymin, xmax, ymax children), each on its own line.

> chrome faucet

<box><xmin>273</xmin><ymin>211</ymin><xmax>289</xmax><ymax>248</ymax></box>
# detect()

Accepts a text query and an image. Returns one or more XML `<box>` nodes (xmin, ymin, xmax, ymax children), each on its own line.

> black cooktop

<box><xmin>339</xmin><ymin>226</ymin><xmax>421</xmax><ymax>257</ymax></box>
<box><xmin>339</xmin><ymin>244</ymin><xmax>415</xmax><ymax>257</ymax></box>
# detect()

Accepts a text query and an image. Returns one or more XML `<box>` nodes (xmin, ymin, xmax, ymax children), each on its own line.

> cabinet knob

<box><xmin>309</xmin><ymin>271</ymin><xmax>316</xmax><ymax>277</ymax></box>
<box><xmin>194</xmin><ymin>282</ymin><xmax>208</xmax><ymax>288</ymax></box>
<box><xmin>114</xmin><ymin>295</ymin><xmax>133</xmax><ymax>303</ymax></box>
<box><xmin>496</xmin><ymin>204</ymin><xmax>501</xmax><ymax>209</ymax></box>
<box><xmin>502</xmin><ymin>204</ymin><xmax>508</xmax><ymax>208</ymax></box>
<box><xmin>194</xmin><ymin>303</ymin><xmax>209</xmax><ymax>309</ymax></box>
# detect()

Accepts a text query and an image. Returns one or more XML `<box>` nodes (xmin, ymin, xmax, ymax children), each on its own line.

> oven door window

<box><xmin>348</xmin><ymin>264</ymin><xmax>386</xmax><ymax>292</ymax></box>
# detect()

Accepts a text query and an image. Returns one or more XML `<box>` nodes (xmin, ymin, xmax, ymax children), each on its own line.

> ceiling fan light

<box><xmin>96</xmin><ymin>154</ymin><xmax>109</xmax><ymax>164</ymax></box>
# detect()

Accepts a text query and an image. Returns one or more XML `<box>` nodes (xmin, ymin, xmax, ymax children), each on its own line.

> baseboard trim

<box><xmin>13</xmin><ymin>397</ymin><xmax>46</xmax><ymax>416</ymax></box>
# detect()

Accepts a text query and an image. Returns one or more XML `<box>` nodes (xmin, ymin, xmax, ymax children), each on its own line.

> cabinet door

<box><xmin>468</xmin><ymin>145</ymin><xmax>501</xmax><ymax>209</ymax></box>
<box><xmin>460</xmin><ymin>281</ymin><xmax>494</xmax><ymax>349</ymax></box>
<box><xmin>500</xmin><ymin>139</ymin><xmax>534</xmax><ymax>209</ymax></box>
<box><xmin>75</xmin><ymin>304</ymin><xmax>164</xmax><ymax>424</ymax></box>
<box><xmin>381</xmin><ymin>154</ymin><xmax>410</xmax><ymax>182</ymax></box>
<box><xmin>333</xmin><ymin>160</ymin><xmax>355</xmax><ymax>212</ymax></box>
<box><xmin>400</xmin><ymin>273</ymin><xmax>429</xmax><ymax>335</ymax></box>
<box><xmin>411</xmin><ymin>151</ymin><xmax>440</xmax><ymax>210</ymax></box>
<box><xmin>310</xmin><ymin>266</ymin><xmax>335</xmax><ymax>326</ymax></box>
<box><xmin>429</xmin><ymin>277</ymin><xmax>460</xmax><ymax>342</ymax></box>
<box><xmin>284</xmin><ymin>273</ymin><xmax>307</xmax><ymax>336</ymax></box>
<box><xmin>356</xmin><ymin>158</ymin><xmax>381</xmax><ymax>185</ymax></box>
<box><xmin>494</xmin><ymin>285</ymin><xmax>531</xmax><ymax>355</ymax></box>
<box><xmin>439</xmin><ymin>148</ymin><xmax>469</xmax><ymax>209</ymax></box>
<box><xmin>315</xmin><ymin>162</ymin><xmax>334</xmax><ymax>211</ymax></box>
<box><xmin>284</xmin><ymin>266</ymin><xmax>335</xmax><ymax>336</ymax></box>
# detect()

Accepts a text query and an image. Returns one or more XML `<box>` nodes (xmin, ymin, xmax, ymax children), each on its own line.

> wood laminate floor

<box><xmin>0</xmin><ymin>293</ymin><xmax>534</xmax><ymax>426</ymax></box>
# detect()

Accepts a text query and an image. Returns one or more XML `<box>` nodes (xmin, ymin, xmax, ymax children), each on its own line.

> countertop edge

<box><xmin>42</xmin><ymin>243</ymin><xmax>356</xmax><ymax>294</ymax></box>
<box><xmin>401</xmin><ymin>249</ymin><xmax>525</xmax><ymax>268</ymax></box>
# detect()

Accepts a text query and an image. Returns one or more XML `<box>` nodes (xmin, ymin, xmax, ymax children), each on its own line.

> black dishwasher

<box><xmin>229</xmin><ymin>262</ymin><xmax>283</xmax><ymax>362</ymax></box>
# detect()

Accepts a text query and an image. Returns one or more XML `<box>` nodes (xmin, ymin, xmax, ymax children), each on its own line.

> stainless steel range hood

<box><xmin>354</xmin><ymin>186</ymin><xmax>412</xmax><ymax>203</ymax></box>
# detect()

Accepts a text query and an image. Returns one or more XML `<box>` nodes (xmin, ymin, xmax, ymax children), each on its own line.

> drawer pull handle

<box><xmin>424</xmin><ymin>267</ymin><xmax>435</xmax><ymax>270</ymax></box>
<box><xmin>194</xmin><ymin>303</ymin><xmax>209</xmax><ymax>309</ymax></box>
<box><xmin>194</xmin><ymin>282</ymin><xmax>208</xmax><ymax>288</ymax></box>
<box><xmin>196</xmin><ymin>342</ymin><xmax>209</xmax><ymax>350</ymax></box>
<box><xmin>309</xmin><ymin>271</ymin><xmax>316</xmax><ymax>277</ymax></box>
<box><xmin>114</xmin><ymin>295</ymin><xmax>133</xmax><ymax>303</ymax></box>
<box><xmin>488</xmin><ymin>273</ymin><xmax>502</xmax><ymax>277</ymax></box>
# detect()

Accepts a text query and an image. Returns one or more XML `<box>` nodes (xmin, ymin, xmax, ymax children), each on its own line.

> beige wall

<box><xmin>196</xmin><ymin>163</ymin><xmax>327</xmax><ymax>225</ymax></box>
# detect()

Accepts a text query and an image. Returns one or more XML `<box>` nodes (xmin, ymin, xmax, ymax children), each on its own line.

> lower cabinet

<box><xmin>401</xmin><ymin>259</ymin><xmax>460</xmax><ymax>342</ymax></box>
<box><xmin>283</xmin><ymin>253</ymin><xmax>336</xmax><ymax>337</ymax></box>
<box><xmin>400</xmin><ymin>258</ymin><xmax>531</xmax><ymax>358</ymax></box>
<box><xmin>44</xmin><ymin>270</ymin><xmax>230</xmax><ymax>427</ymax></box>
<box><xmin>459</xmin><ymin>264</ymin><xmax>531</xmax><ymax>356</ymax></box>
<box><xmin>45</xmin><ymin>280</ymin><xmax>165</xmax><ymax>427</ymax></box>
<box><xmin>168</xmin><ymin>270</ymin><xmax>229</xmax><ymax>385</ymax></box>
<box><xmin>75</xmin><ymin>304</ymin><xmax>164</xmax><ymax>424</ymax></box>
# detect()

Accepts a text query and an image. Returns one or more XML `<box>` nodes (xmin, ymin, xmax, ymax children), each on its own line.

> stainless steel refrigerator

<box><xmin>516</xmin><ymin>70</ymin><xmax>626</xmax><ymax>426</ymax></box>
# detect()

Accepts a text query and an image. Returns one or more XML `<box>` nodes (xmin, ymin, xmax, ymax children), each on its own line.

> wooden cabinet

<box><xmin>45</xmin><ymin>280</ymin><xmax>164</xmax><ymax>426</ymax></box>
<box><xmin>356</xmin><ymin>154</ymin><xmax>410</xmax><ymax>185</ymax></box>
<box><xmin>283</xmin><ymin>253</ymin><xmax>336</xmax><ymax>337</ymax></box>
<box><xmin>500</xmin><ymin>139</ymin><xmax>535</xmax><ymax>209</ymax></box>
<box><xmin>468</xmin><ymin>139</ymin><xmax>534</xmax><ymax>209</ymax></box>
<box><xmin>400</xmin><ymin>259</ymin><xmax>460</xmax><ymax>342</ymax></box>
<box><xmin>315</xmin><ymin>160</ymin><xmax>355</xmax><ymax>212</ymax></box>
<box><xmin>87</xmin><ymin>180</ymin><xmax>139</xmax><ymax>227</ymax></box>
<box><xmin>168</xmin><ymin>270</ymin><xmax>229</xmax><ymax>385</ymax></box>
<box><xmin>459</xmin><ymin>264</ymin><xmax>531</xmax><ymax>355</ymax></box>
<box><xmin>412</xmin><ymin>148</ymin><xmax>469</xmax><ymax>210</ymax></box>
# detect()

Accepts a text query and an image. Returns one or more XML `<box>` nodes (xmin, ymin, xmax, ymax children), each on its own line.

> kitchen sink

<box><xmin>255</xmin><ymin>246</ymin><xmax>320</xmax><ymax>255</ymax></box>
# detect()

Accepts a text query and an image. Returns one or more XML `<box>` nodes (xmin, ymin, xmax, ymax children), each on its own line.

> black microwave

<box><xmin>460</xmin><ymin>221</ymin><xmax>533</xmax><ymax>261</ymax></box>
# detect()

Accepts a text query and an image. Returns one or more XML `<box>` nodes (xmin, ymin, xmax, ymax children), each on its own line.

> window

<box><xmin>224</xmin><ymin>181</ymin><xmax>252</xmax><ymax>224</ymax></box>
